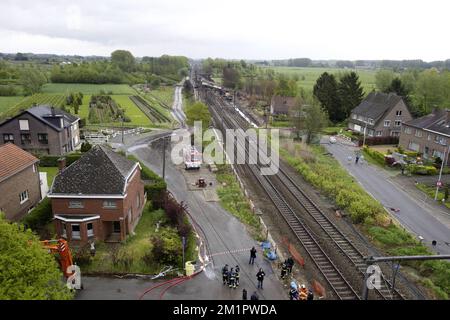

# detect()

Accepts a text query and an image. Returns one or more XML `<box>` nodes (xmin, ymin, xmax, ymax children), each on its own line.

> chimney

<box><xmin>57</xmin><ymin>157</ymin><xmax>66</xmax><ymax>172</ymax></box>
<box><xmin>51</xmin><ymin>106</ymin><xmax>55</xmax><ymax>116</ymax></box>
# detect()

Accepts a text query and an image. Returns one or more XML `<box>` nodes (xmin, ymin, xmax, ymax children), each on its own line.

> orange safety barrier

<box><xmin>312</xmin><ymin>280</ymin><xmax>326</xmax><ymax>299</ymax></box>
<box><xmin>282</xmin><ymin>237</ymin><xmax>305</xmax><ymax>267</ymax></box>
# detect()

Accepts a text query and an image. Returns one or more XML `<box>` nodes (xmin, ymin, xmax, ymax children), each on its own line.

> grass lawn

<box><xmin>416</xmin><ymin>183</ymin><xmax>450</xmax><ymax>209</ymax></box>
<box><xmin>80</xmin><ymin>208</ymin><xmax>170</xmax><ymax>274</ymax></box>
<box><xmin>147</xmin><ymin>86</ymin><xmax>174</xmax><ymax>108</ymax></box>
<box><xmin>0</xmin><ymin>96</ymin><xmax>24</xmax><ymax>114</ymax></box>
<box><xmin>42</xmin><ymin>83</ymin><xmax>135</xmax><ymax>95</ymax></box>
<box><xmin>39</xmin><ymin>167</ymin><xmax>58</xmax><ymax>187</ymax></box>
<box><xmin>216</xmin><ymin>164</ymin><xmax>263</xmax><ymax>241</ymax></box>
<box><xmin>263</xmin><ymin>66</ymin><xmax>378</xmax><ymax>93</ymax></box>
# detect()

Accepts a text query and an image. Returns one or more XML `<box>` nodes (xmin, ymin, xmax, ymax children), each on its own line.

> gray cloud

<box><xmin>0</xmin><ymin>0</ymin><xmax>449</xmax><ymax>60</ymax></box>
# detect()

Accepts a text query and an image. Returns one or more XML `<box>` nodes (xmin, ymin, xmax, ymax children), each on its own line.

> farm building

<box><xmin>0</xmin><ymin>105</ymin><xmax>80</xmax><ymax>155</ymax></box>
<box><xmin>48</xmin><ymin>145</ymin><xmax>145</xmax><ymax>244</ymax></box>
<box><xmin>348</xmin><ymin>92</ymin><xmax>412</xmax><ymax>138</ymax></box>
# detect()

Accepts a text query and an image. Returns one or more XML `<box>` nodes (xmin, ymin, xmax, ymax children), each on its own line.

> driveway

<box><xmin>323</xmin><ymin>136</ymin><xmax>450</xmax><ymax>255</ymax></box>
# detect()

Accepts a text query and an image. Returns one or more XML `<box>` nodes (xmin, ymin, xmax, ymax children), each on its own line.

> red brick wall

<box><xmin>51</xmin><ymin>166</ymin><xmax>145</xmax><ymax>243</ymax></box>
<box><xmin>0</xmin><ymin>164</ymin><xmax>41</xmax><ymax>221</ymax></box>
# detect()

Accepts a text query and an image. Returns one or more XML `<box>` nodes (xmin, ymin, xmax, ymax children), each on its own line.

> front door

<box><xmin>113</xmin><ymin>221</ymin><xmax>121</xmax><ymax>234</ymax></box>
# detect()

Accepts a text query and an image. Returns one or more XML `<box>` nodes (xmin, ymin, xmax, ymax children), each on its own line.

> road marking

<box><xmin>208</xmin><ymin>247</ymin><xmax>252</xmax><ymax>258</ymax></box>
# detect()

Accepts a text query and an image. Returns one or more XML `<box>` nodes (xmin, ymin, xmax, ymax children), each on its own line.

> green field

<box><xmin>0</xmin><ymin>96</ymin><xmax>24</xmax><ymax>114</ymax></box>
<box><xmin>0</xmin><ymin>84</ymin><xmax>174</xmax><ymax>128</ymax></box>
<box><xmin>0</xmin><ymin>94</ymin><xmax>66</xmax><ymax>120</ymax></box>
<box><xmin>39</xmin><ymin>167</ymin><xmax>58</xmax><ymax>187</ymax></box>
<box><xmin>42</xmin><ymin>83</ymin><xmax>135</xmax><ymax>95</ymax></box>
<box><xmin>263</xmin><ymin>66</ymin><xmax>378</xmax><ymax>93</ymax></box>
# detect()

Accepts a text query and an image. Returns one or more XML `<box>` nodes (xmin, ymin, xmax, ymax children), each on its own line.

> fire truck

<box><xmin>183</xmin><ymin>146</ymin><xmax>201</xmax><ymax>170</ymax></box>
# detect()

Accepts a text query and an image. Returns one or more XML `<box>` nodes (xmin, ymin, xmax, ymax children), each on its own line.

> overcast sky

<box><xmin>0</xmin><ymin>0</ymin><xmax>449</xmax><ymax>61</ymax></box>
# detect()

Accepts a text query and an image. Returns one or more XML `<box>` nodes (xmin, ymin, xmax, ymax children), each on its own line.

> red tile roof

<box><xmin>0</xmin><ymin>143</ymin><xmax>39</xmax><ymax>182</ymax></box>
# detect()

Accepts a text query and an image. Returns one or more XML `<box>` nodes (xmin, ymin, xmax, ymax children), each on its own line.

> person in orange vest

<box><xmin>299</xmin><ymin>284</ymin><xmax>308</xmax><ymax>300</ymax></box>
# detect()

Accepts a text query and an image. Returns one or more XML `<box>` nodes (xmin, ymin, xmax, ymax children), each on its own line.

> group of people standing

<box><xmin>280</xmin><ymin>257</ymin><xmax>294</xmax><ymax>279</ymax></box>
<box><xmin>289</xmin><ymin>282</ymin><xmax>314</xmax><ymax>300</ymax></box>
<box><xmin>221</xmin><ymin>264</ymin><xmax>240</xmax><ymax>289</ymax></box>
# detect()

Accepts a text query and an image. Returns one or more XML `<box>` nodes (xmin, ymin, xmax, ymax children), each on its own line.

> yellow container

<box><xmin>185</xmin><ymin>261</ymin><xmax>195</xmax><ymax>276</ymax></box>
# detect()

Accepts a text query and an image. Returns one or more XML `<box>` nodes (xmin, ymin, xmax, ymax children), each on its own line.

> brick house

<box><xmin>348</xmin><ymin>92</ymin><xmax>412</xmax><ymax>138</ymax></box>
<box><xmin>270</xmin><ymin>96</ymin><xmax>299</xmax><ymax>116</ymax></box>
<box><xmin>0</xmin><ymin>143</ymin><xmax>41</xmax><ymax>221</ymax></box>
<box><xmin>0</xmin><ymin>105</ymin><xmax>80</xmax><ymax>155</ymax></box>
<box><xmin>399</xmin><ymin>109</ymin><xmax>450</xmax><ymax>165</ymax></box>
<box><xmin>48</xmin><ymin>145</ymin><xmax>146</xmax><ymax>244</ymax></box>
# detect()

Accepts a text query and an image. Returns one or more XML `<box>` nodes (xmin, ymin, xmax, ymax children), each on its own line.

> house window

<box><xmin>396</xmin><ymin>110</ymin><xmax>402</xmax><ymax>116</ymax></box>
<box><xmin>3</xmin><ymin>134</ymin><xmax>14</xmax><ymax>143</ymax></box>
<box><xmin>376</xmin><ymin>131</ymin><xmax>382</xmax><ymax>137</ymax></box>
<box><xmin>351</xmin><ymin>114</ymin><xmax>357</xmax><ymax>119</ymax></box>
<box><xmin>61</xmin><ymin>222</ymin><xmax>67</xmax><ymax>238</ymax></box>
<box><xmin>415</xmin><ymin>130</ymin><xmax>423</xmax><ymax>137</ymax></box>
<box><xmin>394</xmin><ymin>121</ymin><xmax>401</xmax><ymax>127</ymax></box>
<box><xmin>404</xmin><ymin>127</ymin><xmax>412</xmax><ymax>134</ymax></box>
<box><xmin>19</xmin><ymin>190</ymin><xmax>29</xmax><ymax>204</ymax></box>
<box><xmin>368</xmin><ymin>118</ymin><xmax>374</xmax><ymax>125</ymax></box>
<box><xmin>424</xmin><ymin>147</ymin><xmax>429</xmax><ymax>156</ymax></box>
<box><xmin>20</xmin><ymin>133</ymin><xmax>31</xmax><ymax>144</ymax></box>
<box><xmin>384</xmin><ymin>120</ymin><xmax>391</xmax><ymax>127</ymax></box>
<box><xmin>113</xmin><ymin>221</ymin><xmax>121</xmax><ymax>233</ymax></box>
<box><xmin>19</xmin><ymin>119</ymin><xmax>29</xmax><ymax>131</ymax></box>
<box><xmin>435</xmin><ymin>136</ymin><xmax>447</xmax><ymax>145</ymax></box>
<box><xmin>87</xmin><ymin>223</ymin><xmax>94</xmax><ymax>237</ymax></box>
<box><xmin>433</xmin><ymin>150</ymin><xmax>443</xmax><ymax>159</ymax></box>
<box><xmin>368</xmin><ymin>129</ymin><xmax>374</xmax><ymax>137</ymax></box>
<box><xmin>428</xmin><ymin>134</ymin><xmax>432</xmax><ymax>141</ymax></box>
<box><xmin>391</xmin><ymin>131</ymin><xmax>400</xmax><ymax>137</ymax></box>
<box><xmin>71</xmin><ymin>224</ymin><xmax>80</xmax><ymax>239</ymax></box>
<box><xmin>73</xmin><ymin>122</ymin><xmax>78</xmax><ymax>131</ymax></box>
<box><xmin>103</xmin><ymin>200</ymin><xmax>117</xmax><ymax>209</ymax></box>
<box><xmin>69</xmin><ymin>200</ymin><xmax>84</xmax><ymax>209</ymax></box>
<box><xmin>38</xmin><ymin>133</ymin><xmax>48</xmax><ymax>144</ymax></box>
<box><xmin>408</xmin><ymin>142</ymin><xmax>420</xmax><ymax>152</ymax></box>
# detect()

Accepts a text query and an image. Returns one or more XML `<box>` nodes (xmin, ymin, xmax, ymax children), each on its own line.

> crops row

<box><xmin>0</xmin><ymin>93</ymin><xmax>67</xmax><ymax>120</ymax></box>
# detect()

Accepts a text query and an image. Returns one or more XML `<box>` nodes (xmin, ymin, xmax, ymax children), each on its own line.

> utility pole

<box><xmin>120</xmin><ymin>115</ymin><xmax>124</xmax><ymax>144</ymax></box>
<box><xmin>362</xmin><ymin>121</ymin><xmax>368</xmax><ymax>147</ymax></box>
<box><xmin>435</xmin><ymin>146</ymin><xmax>448</xmax><ymax>200</ymax></box>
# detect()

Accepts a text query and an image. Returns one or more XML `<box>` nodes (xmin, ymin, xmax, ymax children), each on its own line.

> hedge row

<box><xmin>127</xmin><ymin>154</ymin><xmax>167</xmax><ymax>207</ymax></box>
<box><xmin>281</xmin><ymin>146</ymin><xmax>385</xmax><ymax>224</ymax></box>
<box><xmin>406</xmin><ymin>164</ymin><xmax>438</xmax><ymax>175</ymax></box>
<box><xmin>363</xmin><ymin>146</ymin><xmax>386</xmax><ymax>166</ymax></box>
<box><xmin>39</xmin><ymin>153</ymin><xmax>82</xmax><ymax>167</ymax></box>
<box><xmin>358</xmin><ymin>136</ymin><xmax>399</xmax><ymax>146</ymax></box>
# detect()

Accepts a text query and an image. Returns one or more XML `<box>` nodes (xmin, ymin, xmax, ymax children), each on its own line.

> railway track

<box><xmin>203</xmin><ymin>89</ymin><xmax>405</xmax><ymax>300</ymax></box>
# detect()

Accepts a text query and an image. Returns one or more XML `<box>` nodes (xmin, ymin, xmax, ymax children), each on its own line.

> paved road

<box><xmin>323</xmin><ymin>137</ymin><xmax>450</xmax><ymax>255</ymax></box>
<box><xmin>77</xmin><ymin>139</ymin><xmax>286</xmax><ymax>300</ymax></box>
<box><xmin>171</xmin><ymin>85</ymin><xmax>186</xmax><ymax>127</ymax></box>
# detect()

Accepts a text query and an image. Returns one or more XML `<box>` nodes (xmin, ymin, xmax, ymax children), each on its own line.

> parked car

<box><xmin>329</xmin><ymin>136</ymin><xmax>337</xmax><ymax>144</ymax></box>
